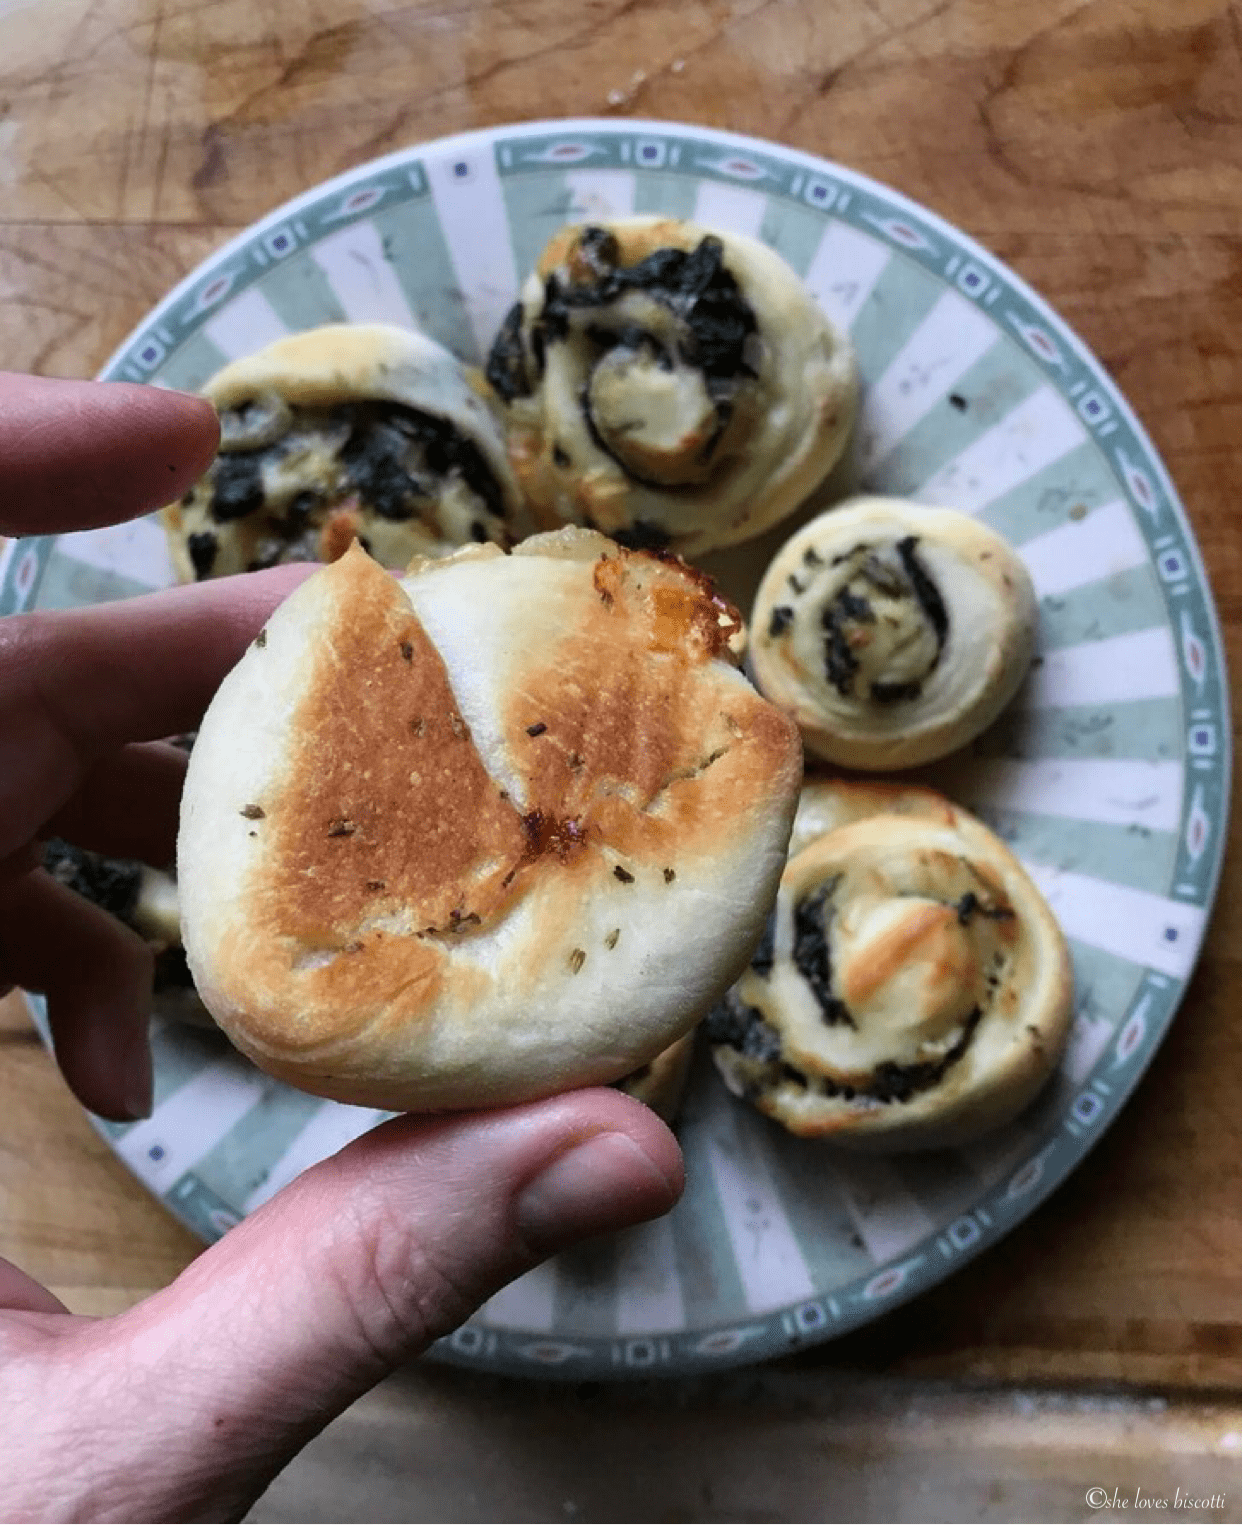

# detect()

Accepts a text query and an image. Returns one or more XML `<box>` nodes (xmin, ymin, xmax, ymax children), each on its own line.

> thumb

<box><xmin>69</xmin><ymin>1089</ymin><xmax>682</xmax><ymax>1520</ymax></box>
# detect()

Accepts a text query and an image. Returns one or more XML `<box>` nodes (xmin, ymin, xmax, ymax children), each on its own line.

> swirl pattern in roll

<box><xmin>751</xmin><ymin>496</ymin><xmax>1037</xmax><ymax>769</ymax></box>
<box><xmin>484</xmin><ymin>218</ymin><xmax>858</xmax><ymax>558</ymax></box>
<box><xmin>706</xmin><ymin>780</ymin><xmax>1073</xmax><ymax>1150</ymax></box>
<box><xmin>163</xmin><ymin>324</ymin><xmax>521</xmax><ymax>580</ymax></box>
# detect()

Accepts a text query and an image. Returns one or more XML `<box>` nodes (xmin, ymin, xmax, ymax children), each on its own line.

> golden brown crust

<box><xmin>266</xmin><ymin>553</ymin><xmax>525</xmax><ymax>934</ymax></box>
<box><xmin>492</xmin><ymin>549</ymin><xmax>774</xmax><ymax>875</ymax></box>
<box><xmin>225</xmin><ymin>548</ymin><xmax>530</xmax><ymax>1056</ymax></box>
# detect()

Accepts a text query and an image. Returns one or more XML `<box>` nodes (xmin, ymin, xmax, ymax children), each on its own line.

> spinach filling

<box><xmin>42</xmin><ymin>839</ymin><xmax>142</xmax><ymax>922</ymax></box>
<box><xmin>536</xmin><ymin>231</ymin><xmax>756</xmax><ymax>383</ymax></box>
<box><xmin>209</xmin><ymin>452</ymin><xmax>266</xmax><ymax>522</ymax></box>
<box><xmin>195</xmin><ymin>399</ymin><xmax>508</xmax><ymax>568</ymax></box>
<box><xmin>487</xmin><ymin>228</ymin><xmax>760</xmax><ymax>494</ymax></box>
<box><xmin>749</xmin><ymin>907</ymin><xmax>777</xmax><ymax>978</ymax></box>
<box><xmin>791</xmin><ymin>878</ymin><xmax>854</xmax><ymax>1029</ymax></box>
<box><xmin>187</xmin><ymin>531</ymin><xmax>219</xmax><ymax>579</ymax></box>
<box><xmin>485</xmin><ymin>300</ymin><xmax>531</xmax><ymax>402</ymax></box>
<box><xmin>867</xmin><ymin>1007</ymin><xmax>984</xmax><ymax>1103</ymax></box>
<box><xmin>336</xmin><ymin>402</ymin><xmax>507</xmax><ymax>524</ymax></box>
<box><xmin>610</xmin><ymin>519</ymin><xmax>673</xmax><ymax>552</ymax></box>
<box><xmin>956</xmin><ymin>890</ymin><xmax>1016</xmax><ymax>926</ymax></box>
<box><xmin>710</xmin><ymin>875</ymin><xmax>988</xmax><ymax>1107</ymax></box>
<box><xmin>703</xmin><ymin>991</ymin><xmax>783</xmax><ymax>1064</ymax></box>
<box><xmin>819</xmin><ymin>535</ymin><xmax>949</xmax><ymax>704</ymax></box>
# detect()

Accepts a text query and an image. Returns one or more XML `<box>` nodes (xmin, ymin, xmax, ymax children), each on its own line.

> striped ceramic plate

<box><xmin>4</xmin><ymin>120</ymin><xmax>1228</xmax><ymax>1380</ymax></box>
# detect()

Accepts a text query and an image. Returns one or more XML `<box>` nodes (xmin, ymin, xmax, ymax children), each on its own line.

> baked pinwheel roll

<box><xmin>485</xmin><ymin>218</ymin><xmax>857</xmax><ymax>558</ymax></box>
<box><xmin>789</xmin><ymin>775</ymin><xmax>961</xmax><ymax>857</ymax></box>
<box><xmin>162</xmin><ymin>324</ymin><xmax>521</xmax><ymax>580</ymax></box>
<box><xmin>178</xmin><ymin>530</ymin><xmax>802</xmax><ymax>1112</ymax></box>
<box><xmin>41</xmin><ymin>840</ymin><xmax>212</xmax><ymax>1029</ymax></box>
<box><xmin>751</xmin><ymin>497</ymin><xmax>1037</xmax><ymax>769</ymax></box>
<box><xmin>707</xmin><ymin>781</ymin><xmax>1073</xmax><ymax>1150</ymax></box>
<box><xmin>616</xmin><ymin>1030</ymin><xmax>697</xmax><ymax>1125</ymax></box>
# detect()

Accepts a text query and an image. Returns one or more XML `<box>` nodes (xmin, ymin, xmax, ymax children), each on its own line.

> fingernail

<box><xmin>124</xmin><ymin>1045</ymin><xmax>154</xmax><ymax>1121</ymax></box>
<box><xmin>60</xmin><ymin>1006</ymin><xmax>155</xmax><ymax>1123</ymax></box>
<box><xmin>169</xmin><ymin>388</ymin><xmax>216</xmax><ymax>412</ymax></box>
<box><xmin>515</xmin><ymin>1132</ymin><xmax>680</xmax><ymax>1250</ymax></box>
<box><xmin>107</xmin><ymin>1003</ymin><xmax>154</xmax><ymax>1121</ymax></box>
<box><xmin>163</xmin><ymin>390</ymin><xmax>220</xmax><ymax>439</ymax></box>
<box><xmin>96</xmin><ymin>1021</ymin><xmax>153</xmax><ymax>1121</ymax></box>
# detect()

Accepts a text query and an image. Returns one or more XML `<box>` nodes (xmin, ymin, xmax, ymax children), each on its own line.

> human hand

<box><xmin>0</xmin><ymin>373</ymin><xmax>683</xmax><ymax>1522</ymax></box>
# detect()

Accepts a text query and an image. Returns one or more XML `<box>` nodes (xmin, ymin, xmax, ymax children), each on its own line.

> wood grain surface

<box><xmin>2</xmin><ymin>0</ymin><xmax>1242</xmax><ymax>1519</ymax></box>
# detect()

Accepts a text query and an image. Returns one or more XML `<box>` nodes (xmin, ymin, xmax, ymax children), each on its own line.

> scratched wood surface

<box><xmin>2</xmin><ymin>0</ymin><xmax>1242</xmax><ymax>1518</ymax></box>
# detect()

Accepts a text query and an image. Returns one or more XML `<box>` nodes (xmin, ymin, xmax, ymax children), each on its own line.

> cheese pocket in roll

<box><xmin>485</xmin><ymin>218</ymin><xmax>857</xmax><ymax>559</ymax></box>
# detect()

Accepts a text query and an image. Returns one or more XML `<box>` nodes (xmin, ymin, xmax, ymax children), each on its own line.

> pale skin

<box><xmin>0</xmin><ymin>375</ymin><xmax>684</xmax><ymax>1522</ymax></box>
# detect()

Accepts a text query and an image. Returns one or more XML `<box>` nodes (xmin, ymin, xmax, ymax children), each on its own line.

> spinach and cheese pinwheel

<box><xmin>162</xmin><ymin>324</ymin><xmax>521</xmax><ymax>581</ymax></box>
<box><xmin>484</xmin><ymin>218</ymin><xmax>858</xmax><ymax>558</ymax></box>
<box><xmin>788</xmin><ymin>775</ymin><xmax>962</xmax><ymax>857</ymax></box>
<box><xmin>751</xmin><ymin>497</ymin><xmax>1037</xmax><ymax>769</ymax></box>
<box><xmin>42</xmin><ymin>839</ymin><xmax>213</xmax><ymax>1030</ymax></box>
<box><xmin>616</xmin><ymin>1030</ymin><xmax>697</xmax><ymax>1126</ymax></box>
<box><xmin>706</xmin><ymin>780</ymin><xmax>1073</xmax><ymax>1151</ymax></box>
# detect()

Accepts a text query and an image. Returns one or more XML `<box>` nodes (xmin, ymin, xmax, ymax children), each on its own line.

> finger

<box><xmin>0</xmin><ymin>870</ymin><xmax>153</xmax><ymax>1122</ymax></box>
<box><xmin>0</xmin><ymin>843</ymin><xmax>41</xmax><ymax>884</ymax></box>
<box><xmin>43</xmin><ymin>741</ymin><xmax>188</xmax><ymax>866</ymax></box>
<box><xmin>88</xmin><ymin>1092</ymin><xmax>682</xmax><ymax>1519</ymax></box>
<box><xmin>0</xmin><ymin>1257</ymin><xmax>69</xmax><ymax>1316</ymax></box>
<box><xmin>0</xmin><ymin>374</ymin><xmax>219</xmax><ymax>536</ymax></box>
<box><xmin>0</xmin><ymin>563</ymin><xmax>313</xmax><ymax>861</ymax></box>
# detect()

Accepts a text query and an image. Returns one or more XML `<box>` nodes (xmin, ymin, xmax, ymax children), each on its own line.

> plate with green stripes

<box><xmin>4</xmin><ymin>120</ymin><xmax>1228</xmax><ymax>1380</ymax></box>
